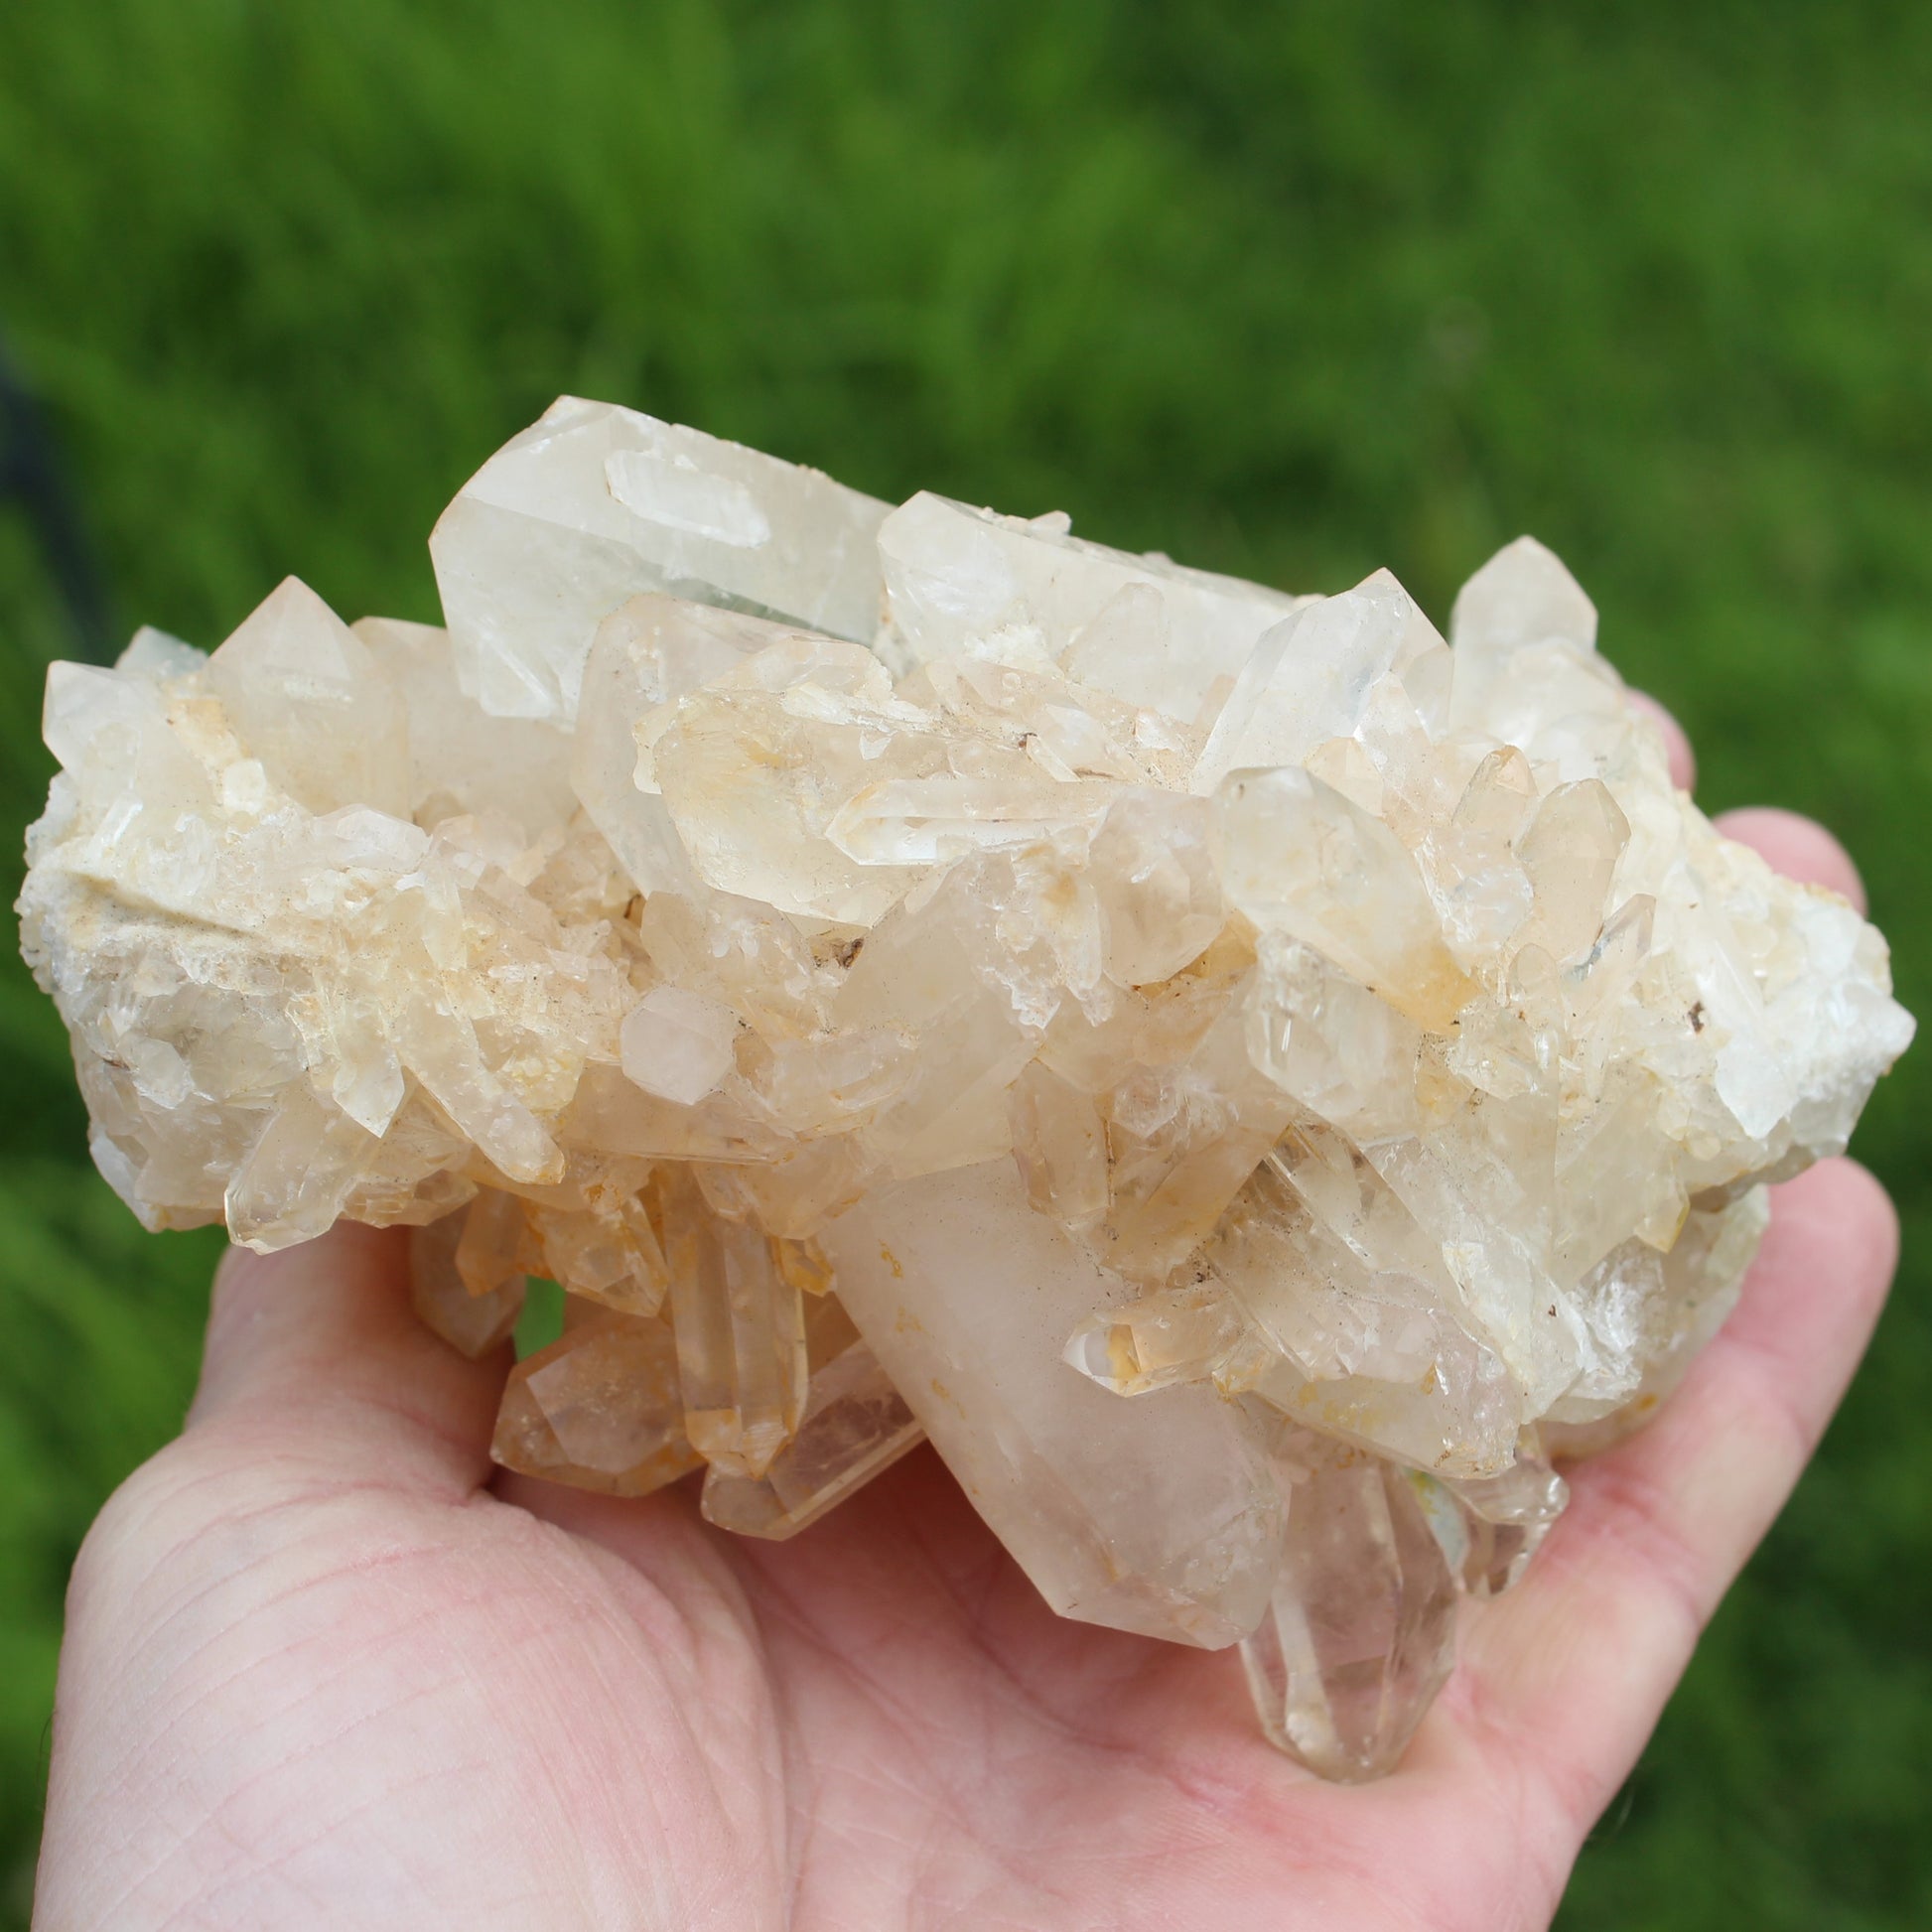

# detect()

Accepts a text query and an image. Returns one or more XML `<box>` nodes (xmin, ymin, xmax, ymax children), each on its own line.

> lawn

<box><xmin>1</xmin><ymin>2</ymin><xmax>1928</xmax><ymax>1923</ymax></box>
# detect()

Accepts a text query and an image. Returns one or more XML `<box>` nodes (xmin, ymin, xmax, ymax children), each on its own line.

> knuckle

<box><xmin>67</xmin><ymin>1447</ymin><xmax>174</xmax><ymax>1615</ymax></box>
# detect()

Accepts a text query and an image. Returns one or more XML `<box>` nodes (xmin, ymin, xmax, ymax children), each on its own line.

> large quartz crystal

<box><xmin>19</xmin><ymin>397</ymin><xmax>1913</xmax><ymax>1779</ymax></box>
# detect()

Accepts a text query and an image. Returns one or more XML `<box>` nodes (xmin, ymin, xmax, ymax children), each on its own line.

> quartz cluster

<box><xmin>19</xmin><ymin>397</ymin><xmax>1912</xmax><ymax>1779</ymax></box>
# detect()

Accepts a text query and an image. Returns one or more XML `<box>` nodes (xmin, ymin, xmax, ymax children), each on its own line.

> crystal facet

<box><xmin>19</xmin><ymin>398</ymin><xmax>1913</xmax><ymax>1779</ymax></box>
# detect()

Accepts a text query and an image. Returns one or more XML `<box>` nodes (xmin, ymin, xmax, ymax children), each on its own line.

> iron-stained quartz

<box><xmin>20</xmin><ymin>398</ymin><xmax>1912</xmax><ymax>1776</ymax></box>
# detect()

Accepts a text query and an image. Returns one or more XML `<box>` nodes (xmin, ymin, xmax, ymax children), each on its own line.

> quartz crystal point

<box><xmin>821</xmin><ymin>1160</ymin><xmax>1288</xmax><ymax>1646</ymax></box>
<box><xmin>700</xmin><ymin>1295</ymin><xmax>923</xmax><ymax>1539</ymax></box>
<box><xmin>493</xmin><ymin>1304</ymin><xmax>703</xmax><ymax>1498</ymax></box>
<box><xmin>410</xmin><ymin>1203</ymin><xmax>525</xmax><ymax>1359</ymax></box>
<box><xmin>19</xmin><ymin>398</ymin><xmax>1913</xmax><ymax>1779</ymax></box>
<box><xmin>431</xmin><ymin>397</ymin><xmax>890</xmax><ymax>722</ymax></box>
<box><xmin>654</xmin><ymin>1166</ymin><xmax>809</xmax><ymax>1480</ymax></box>
<box><xmin>1239</xmin><ymin>1421</ymin><xmax>1459</xmax><ymax>1782</ymax></box>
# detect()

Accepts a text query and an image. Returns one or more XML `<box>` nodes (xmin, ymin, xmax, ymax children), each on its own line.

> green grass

<box><xmin>1</xmin><ymin>1</ymin><xmax>1928</xmax><ymax>1921</ymax></box>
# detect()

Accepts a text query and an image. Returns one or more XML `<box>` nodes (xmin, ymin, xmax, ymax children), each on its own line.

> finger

<box><xmin>1715</xmin><ymin>805</ymin><xmax>1867</xmax><ymax>914</ymax></box>
<box><xmin>1628</xmin><ymin>690</ymin><xmax>1696</xmax><ymax>792</ymax></box>
<box><xmin>1430</xmin><ymin>1156</ymin><xmax>1897</xmax><ymax>1837</ymax></box>
<box><xmin>189</xmin><ymin>1221</ymin><xmax>506</xmax><ymax>1494</ymax></box>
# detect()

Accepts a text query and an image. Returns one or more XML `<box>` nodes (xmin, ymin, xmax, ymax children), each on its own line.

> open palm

<box><xmin>35</xmin><ymin>801</ymin><xmax>1900</xmax><ymax>1932</ymax></box>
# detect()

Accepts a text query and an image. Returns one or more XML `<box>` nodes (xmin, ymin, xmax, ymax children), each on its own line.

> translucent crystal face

<box><xmin>18</xmin><ymin>396</ymin><xmax>1913</xmax><ymax>1778</ymax></box>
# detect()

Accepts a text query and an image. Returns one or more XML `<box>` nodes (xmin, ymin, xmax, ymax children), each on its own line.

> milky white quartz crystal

<box><xmin>19</xmin><ymin>396</ymin><xmax>1913</xmax><ymax>1779</ymax></box>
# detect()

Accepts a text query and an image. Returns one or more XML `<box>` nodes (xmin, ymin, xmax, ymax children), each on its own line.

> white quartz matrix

<box><xmin>19</xmin><ymin>397</ymin><xmax>1913</xmax><ymax>1778</ymax></box>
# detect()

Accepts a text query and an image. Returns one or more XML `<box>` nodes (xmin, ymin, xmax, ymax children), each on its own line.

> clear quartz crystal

<box><xmin>876</xmin><ymin>490</ymin><xmax>1305</xmax><ymax>720</ymax></box>
<box><xmin>700</xmin><ymin>1300</ymin><xmax>924</xmax><ymax>1539</ymax></box>
<box><xmin>409</xmin><ymin>1203</ymin><xmax>525</xmax><ymax>1359</ymax></box>
<box><xmin>655</xmin><ymin>1166</ymin><xmax>809</xmax><ymax>1479</ymax></box>
<box><xmin>353</xmin><ymin>616</ymin><xmax>577</xmax><ymax>839</ymax></box>
<box><xmin>492</xmin><ymin>1305</ymin><xmax>703</xmax><ymax>1498</ymax></box>
<box><xmin>431</xmin><ymin>398</ymin><xmax>890</xmax><ymax>722</ymax></box>
<box><xmin>1435</xmin><ymin>1449</ymin><xmax>1570</xmax><ymax>1597</ymax></box>
<box><xmin>1239</xmin><ymin>1421</ymin><xmax>1458</xmax><ymax>1782</ymax></box>
<box><xmin>18</xmin><ymin>398</ymin><xmax>1914</xmax><ymax>1780</ymax></box>
<box><xmin>207</xmin><ymin>579</ymin><xmax>411</xmax><ymax>819</ymax></box>
<box><xmin>820</xmin><ymin>1159</ymin><xmax>1287</xmax><ymax>1646</ymax></box>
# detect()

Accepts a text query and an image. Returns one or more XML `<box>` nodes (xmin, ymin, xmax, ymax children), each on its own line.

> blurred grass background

<box><xmin>0</xmin><ymin>0</ymin><xmax>1927</xmax><ymax>1922</ymax></box>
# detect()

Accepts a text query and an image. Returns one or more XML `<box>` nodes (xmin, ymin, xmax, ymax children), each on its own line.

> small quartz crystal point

<box><xmin>409</xmin><ymin>1203</ymin><xmax>525</xmax><ymax>1359</ymax></box>
<box><xmin>493</xmin><ymin>1303</ymin><xmax>702</xmax><ymax>1499</ymax></box>
<box><xmin>700</xmin><ymin>1294</ymin><xmax>924</xmax><ymax>1539</ymax></box>
<box><xmin>19</xmin><ymin>399</ymin><xmax>1913</xmax><ymax>1780</ymax></box>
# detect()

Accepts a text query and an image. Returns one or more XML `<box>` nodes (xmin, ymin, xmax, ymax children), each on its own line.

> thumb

<box><xmin>188</xmin><ymin>1220</ymin><xmax>507</xmax><ymax>1494</ymax></box>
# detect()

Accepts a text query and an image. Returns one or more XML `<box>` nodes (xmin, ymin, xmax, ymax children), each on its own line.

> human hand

<box><xmin>33</xmin><ymin>720</ymin><xmax>1901</xmax><ymax>1931</ymax></box>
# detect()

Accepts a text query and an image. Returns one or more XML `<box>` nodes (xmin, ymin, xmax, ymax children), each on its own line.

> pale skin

<box><xmin>34</xmin><ymin>699</ymin><xmax>1904</xmax><ymax>1931</ymax></box>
